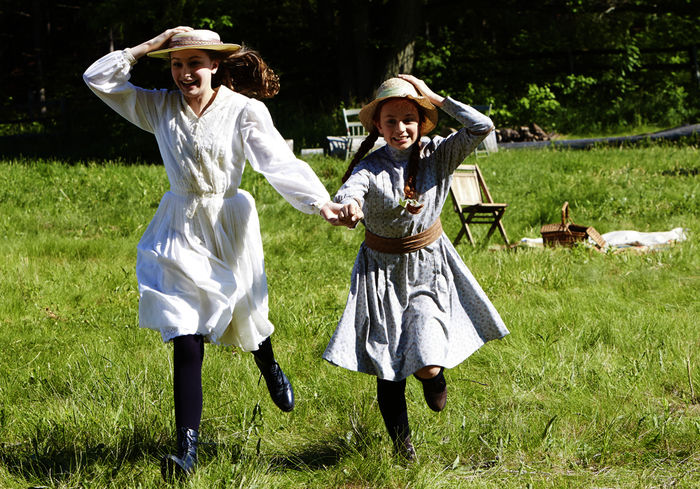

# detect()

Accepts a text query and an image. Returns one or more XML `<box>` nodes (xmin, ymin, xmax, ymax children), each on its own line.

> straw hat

<box><xmin>359</xmin><ymin>77</ymin><xmax>438</xmax><ymax>135</ymax></box>
<box><xmin>147</xmin><ymin>30</ymin><xmax>241</xmax><ymax>59</ymax></box>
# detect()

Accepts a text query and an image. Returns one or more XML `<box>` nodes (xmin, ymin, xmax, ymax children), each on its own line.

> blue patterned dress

<box><xmin>323</xmin><ymin>97</ymin><xmax>509</xmax><ymax>381</ymax></box>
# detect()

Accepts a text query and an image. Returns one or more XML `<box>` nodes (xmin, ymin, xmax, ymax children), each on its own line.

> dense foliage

<box><xmin>415</xmin><ymin>1</ymin><xmax>700</xmax><ymax>133</ymax></box>
<box><xmin>1</xmin><ymin>0</ymin><xmax>698</xmax><ymax>154</ymax></box>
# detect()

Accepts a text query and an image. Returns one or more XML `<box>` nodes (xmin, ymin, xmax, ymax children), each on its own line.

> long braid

<box><xmin>341</xmin><ymin>129</ymin><xmax>380</xmax><ymax>183</ymax></box>
<box><xmin>403</xmin><ymin>141</ymin><xmax>424</xmax><ymax>214</ymax></box>
<box><xmin>403</xmin><ymin>142</ymin><xmax>421</xmax><ymax>200</ymax></box>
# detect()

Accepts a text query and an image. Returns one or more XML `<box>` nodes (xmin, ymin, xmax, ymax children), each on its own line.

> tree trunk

<box><xmin>378</xmin><ymin>0</ymin><xmax>423</xmax><ymax>82</ymax></box>
<box><xmin>336</xmin><ymin>0</ymin><xmax>372</xmax><ymax>102</ymax></box>
<box><xmin>336</xmin><ymin>0</ymin><xmax>422</xmax><ymax>102</ymax></box>
<box><xmin>32</xmin><ymin>0</ymin><xmax>46</xmax><ymax>116</ymax></box>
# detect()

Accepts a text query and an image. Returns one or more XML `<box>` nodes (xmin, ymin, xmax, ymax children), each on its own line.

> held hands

<box><xmin>397</xmin><ymin>74</ymin><xmax>445</xmax><ymax>107</ymax></box>
<box><xmin>128</xmin><ymin>26</ymin><xmax>193</xmax><ymax>59</ymax></box>
<box><xmin>320</xmin><ymin>201</ymin><xmax>364</xmax><ymax>228</ymax></box>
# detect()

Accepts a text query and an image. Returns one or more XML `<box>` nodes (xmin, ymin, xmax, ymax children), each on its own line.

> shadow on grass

<box><xmin>0</xmin><ymin>429</ymin><xmax>169</xmax><ymax>483</ymax></box>
<box><xmin>268</xmin><ymin>441</ymin><xmax>344</xmax><ymax>471</ymax></box>
<box><xmin>0</xmin><ymin>430</ymin><xmax>363</xmax><ymax>483</ymax></box>
<box><xmin>266</xmin><ymin>426</ymin><xmax>383</xmax><ymax>472</ymax></box>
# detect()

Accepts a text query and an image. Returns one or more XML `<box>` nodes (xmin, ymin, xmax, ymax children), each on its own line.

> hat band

<box><xmin>169</xmin><ymin>37</ymin><xmax>223</xmax><ymax>48</ymax></box>
<box><xmin>376</xmin><ymin>88</ymin><xmax>419</xmax><ymax>99</ymax></box>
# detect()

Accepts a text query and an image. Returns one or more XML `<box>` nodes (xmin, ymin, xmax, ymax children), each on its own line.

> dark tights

<box><xmin>173</xmin><ymin>335</ymin><xmax>205</xmax><ymax>432</ymax></box>
<box><xmin>251</xmin><ymin>336</ymin><xmax>276</xmax><ymax>366</ymax></box>
<box><xmin>376</xmin><ymin>378</ymin><xmax>410</xmax><ymax>443</ymax></box>
<box><xmin>172</xmin><ymin>335</ymin><xmax>276</xmax><ymax>432</ymax></box>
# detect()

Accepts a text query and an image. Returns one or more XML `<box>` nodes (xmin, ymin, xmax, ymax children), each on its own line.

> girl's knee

<box><xmin>414</xmin><ymin>365</ymin><xmax>441</xmax><ymax>379</ymax></box>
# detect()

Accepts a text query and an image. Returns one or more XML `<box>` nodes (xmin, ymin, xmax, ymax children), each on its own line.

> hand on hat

<box><xmin>128</xmin><ymin>26</ymin><xmax>194</xmax><ymax>59</ymax></box>
<box><xmin>397</xmin><ymin>74</ymin><xmax>445</xmax><ymax>108</ymax></box>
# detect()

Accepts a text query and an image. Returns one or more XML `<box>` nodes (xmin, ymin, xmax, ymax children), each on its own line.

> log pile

<box><xmin>495</xmin><ymin>123</ymin><xmax>555</xmax><ymax>142</ymax></box>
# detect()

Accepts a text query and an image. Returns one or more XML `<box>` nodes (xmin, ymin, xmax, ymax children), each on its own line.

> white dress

<box><xmin>84</xmin><ymin>49</ymin><xmax>330</xmax><ymax>351</ymax></box>
<box><xmin>323</xmin><ymin>98</ymin><xmax>509</xmax><ymax>380</ymax></box>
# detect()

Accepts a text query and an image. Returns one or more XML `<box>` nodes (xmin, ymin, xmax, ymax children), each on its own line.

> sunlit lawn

<box><xmin>0</xmin><ymin>144</ymin><xmax>698</xmax><ymax>488</ymax></box>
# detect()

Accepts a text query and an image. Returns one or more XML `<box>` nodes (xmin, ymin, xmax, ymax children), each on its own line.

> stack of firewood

<box><xmin>495</xmin><ymin>123</ymin><xmax>555</xmax><ymax>142</ymax></box>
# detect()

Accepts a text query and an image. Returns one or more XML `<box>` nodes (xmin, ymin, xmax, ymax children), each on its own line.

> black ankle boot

<box><xmin>254</xmin><ymin>356</ymin><xmax>295</xmax><ymax>412</ymax></box>
<box><xmin>415</xmin><ymin>368</ymin><xmax>447</xmax><ymax>412</ymax></box>
<box><xmin>392</xmin><ymin>433</ymin><xmax>418</xmax><ymax>463</ymax></box>
<box><xmin>161</xmin><ymin>427</ymin><xmax>198</xmax><ymax>482</ymax></box>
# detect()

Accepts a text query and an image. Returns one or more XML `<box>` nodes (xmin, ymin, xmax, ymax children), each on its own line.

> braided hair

<box><xmin>341</xmin><ymin>99</ymin><xmax>425</xmax><ymax>214</ymax></box>
<box><xmin>403</xmin><ymin>142</ymin><xmax>423</xmax><ymax>214</ymax></box>
<box><xmin>341</xmin><ymin>128</ymin><xmax>380</xmax><ymax>183</ymax></box>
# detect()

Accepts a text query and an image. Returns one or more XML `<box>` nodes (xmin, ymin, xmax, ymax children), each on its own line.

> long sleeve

<box><xmin>240</xmin><ymin>99</ymin><xmax>331</xmax><ymax>214</ymax></box>
<box><xmin>444</xmin><ymin>97</ymin><xmax>494</xmax><ymax>135</ymax></box>
<box><xmin>83</xmin><ymin>49</ymin><xmax>165</xmax><ymax>133</ymax></box>
<box><xmin>334</xmin><ymin>165</ymin><xmax>370</xmax><ymax>209</ymax></box>
<box><xmin>428</xmin><ymin>97</ymin><xmax>494</xmax><ymax>176</ymax></box>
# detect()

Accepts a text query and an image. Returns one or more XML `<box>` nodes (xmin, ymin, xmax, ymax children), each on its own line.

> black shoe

<box><xmin>393</xmin><ymin>434</ymin><xmax>418</xmax><ymax>463</ymax></box>
<box><xmin>254</xmin><ymin>357</ymin><xmax>295</xmax><ymax>412</ymax></box>
<box><xmin>161</xmin><ymin>427</ymin><xmax>198</xmax><ymax>482</ymax></box>
<box><xmin>415</xmin><ymin>368</ymin><xmax>447</xmax><ymax>412</ymax></box>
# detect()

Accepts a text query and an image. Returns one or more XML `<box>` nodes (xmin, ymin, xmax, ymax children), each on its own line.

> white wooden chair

<box><xmin>341</xmin><ymin>108</ymin><xmax>367</xmax><ymax>159</ymax></box>
<box><xmin>340</xmin><ymin>108</ymin><xmax>388</xmax><ymax>159</ymax></box>
<box><xmin>342</xmin><ymin>108</ymin><xmax>366</xmax><ymax>137</ymax></box>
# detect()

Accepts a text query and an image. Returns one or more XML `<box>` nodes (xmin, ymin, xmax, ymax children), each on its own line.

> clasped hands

<box><xmin>320</xmin><ymin>201</ymin><xmax>364</xmax><ymax>228</ymax></box>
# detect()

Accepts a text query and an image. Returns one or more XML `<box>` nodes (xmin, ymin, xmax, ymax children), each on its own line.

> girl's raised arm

<box><xmin>397</xmin><ymin>74</ymin><xmax>444</xmax><ymax>108</ymax></box>
<box><xmin>127</xmin><ymin>26</ymin><xmax>193</xmax><ymax>59</ymax></box>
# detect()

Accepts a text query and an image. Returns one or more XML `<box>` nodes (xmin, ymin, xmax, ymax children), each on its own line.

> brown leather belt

<box><xmin>364</xmin><ymin>218</ymin><xmax>443</xmax><ymax>254</ymax></box>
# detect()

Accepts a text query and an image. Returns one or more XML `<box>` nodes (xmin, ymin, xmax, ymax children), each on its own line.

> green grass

<box><xmin>555</xmin><ymin>124</ymin><xmax>670</xmax><ymax>140</ymax></box>
<box><xmin>0</xmin><ymin>146</ymin><xmax>698</xmax><ymax>488</ymax></box>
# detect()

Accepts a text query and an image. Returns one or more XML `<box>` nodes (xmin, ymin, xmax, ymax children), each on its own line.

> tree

<box><xmin>1</xmin><ymin>0</ymin><xmax>697</xmax><ymax>155</ymax></box>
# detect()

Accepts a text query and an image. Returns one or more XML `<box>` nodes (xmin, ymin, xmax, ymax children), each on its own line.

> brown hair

<box><xmin>341</xmin><ymin>99</ymin><xmax>425</xmax><ymax>214</ymax></box>
<box><xmin>403</xmin><ymin>143</ymin><xmax>423</xmax><ymax>214</ymax></box>
<box><xmin>341</xmin><ymin>128</ymin><xmax>379</xmax><ymax>183</ymax></box>
<box><xmin>210</xmin><ymin>46</ymin><xmax>280</xmax><ymax>99</ymax></box>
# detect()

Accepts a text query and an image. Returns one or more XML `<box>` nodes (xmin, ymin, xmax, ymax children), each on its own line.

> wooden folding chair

<box><xmin>449</xmin><ymin>163</ymin><xmax>509</xmax><ymax>246</ymax></box>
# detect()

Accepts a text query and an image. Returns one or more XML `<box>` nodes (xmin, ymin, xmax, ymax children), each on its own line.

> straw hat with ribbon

<box><xmin>359</xmin><ymin>77</ymin><xmax>438</xmax><ymax>136</ymax></box>
<box><xmin>147</xmin><ymin>30</ymin><xmax>241</xmax><ymax>59</ymax></box>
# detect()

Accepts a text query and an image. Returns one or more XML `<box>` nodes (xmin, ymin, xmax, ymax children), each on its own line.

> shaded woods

<box><xmin>2</xmin><ymin>0</ymin><xmax>699</xmax><ymax>158</ymax></box>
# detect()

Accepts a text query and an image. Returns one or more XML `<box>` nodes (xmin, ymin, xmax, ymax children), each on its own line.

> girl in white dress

<box><xmin>83</xmin><ymin>27</ymin><xmax>345</xmax><ymax>481</ymax></box>
<box><xmin>325</xmin><ymin>75</ymin><xmax>510</xmax><ymax>461</ymax></box>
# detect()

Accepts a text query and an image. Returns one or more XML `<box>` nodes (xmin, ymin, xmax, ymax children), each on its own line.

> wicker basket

<box><xmin>540</xmin><ymin>202</ymin><xmax>607</xmax><ymax>248</ymax></box>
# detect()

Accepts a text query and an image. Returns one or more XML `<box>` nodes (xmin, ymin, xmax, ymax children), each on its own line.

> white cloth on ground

<box><xmin>519</xmin><ymin>227</ymin><xmax>687</xmax><ymax>249</ymax></box>
<box><xmin>600</xmin><ymin>228</ymin><xmax>687</xmax><ymax>248</ymax></box>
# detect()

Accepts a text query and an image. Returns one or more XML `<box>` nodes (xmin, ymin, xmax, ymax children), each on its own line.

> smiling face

<box><xmin>374</xmin><ymin>98</ymin><xmax>421</xmax><ymax>150</ymax></box>
<box><xmin>170</xmin><ymin>49</ymin><xmax>219</xmax><ymax>102</ymax></box>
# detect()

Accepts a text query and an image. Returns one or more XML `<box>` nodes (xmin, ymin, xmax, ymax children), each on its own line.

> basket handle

<box><xmin>561</xmin><ymin>201</ymin><xmax>570</xmax><ymax>224</ymax></box>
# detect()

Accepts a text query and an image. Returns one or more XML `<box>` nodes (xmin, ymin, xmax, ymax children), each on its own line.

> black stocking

<box><xmin>376</xmin><ymin>377</ymin><xmax>410</xmax><ymax>443</ymax></box>
<box><xmin>251</xmin><ymin>336</ymin><xmax>275</xmax><ymax>365</ymax></box>
<box><xmin>173</xmin><ymin>334</ymin><xmax>204</xmax><ymax>432</ymax></box>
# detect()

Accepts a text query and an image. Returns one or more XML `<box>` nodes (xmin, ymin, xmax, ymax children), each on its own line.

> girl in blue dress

<box><xmin>325</xmin><ymin>75</ymin><xmax>509</xmax><ymax>460</ymax></box>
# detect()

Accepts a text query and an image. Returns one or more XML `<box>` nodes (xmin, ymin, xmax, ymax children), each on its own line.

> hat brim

<box><xmin>359</xmin><ymin>95</ymin><xmax>438</xmax><ymax>136</ymax></box>
<box><xmin>147</xmin><ymin>43</ymin><xmax>241</xmax><ymax>59</ymax></box>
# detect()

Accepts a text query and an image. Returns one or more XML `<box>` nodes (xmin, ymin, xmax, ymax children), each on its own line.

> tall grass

<box><xmin>0</xmin><ymin>146</ymin><xmax>697</xmax><ymax>488</ymax></box>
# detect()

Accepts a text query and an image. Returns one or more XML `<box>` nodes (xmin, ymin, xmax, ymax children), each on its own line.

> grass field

<box><xmin>0</xmin><ymin>145</ymin><xmax>698</xmax><ymax>488</ymax></box>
